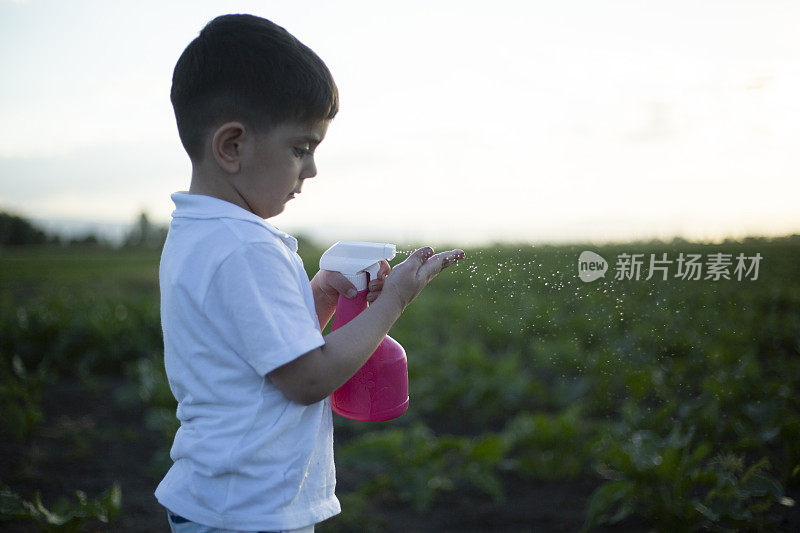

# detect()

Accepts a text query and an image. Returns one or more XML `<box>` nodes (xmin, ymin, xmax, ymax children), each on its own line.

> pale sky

<box><xmin>1</xmin><ymin>0</ymin><xmax>799</xmax><ymax>245</ymax></box>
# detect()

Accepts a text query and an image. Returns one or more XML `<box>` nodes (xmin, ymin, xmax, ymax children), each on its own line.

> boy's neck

<box><xmin>189</xmin><ymin>168</ymin><xmax>252</xmax><ymax>215</ymax></box>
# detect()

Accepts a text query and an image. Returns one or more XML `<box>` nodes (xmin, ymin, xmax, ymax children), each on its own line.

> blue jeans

<box><xmin>165</xmin><ymin>509</ymin><xmax>314</xmax><ymax>533</ymax></box>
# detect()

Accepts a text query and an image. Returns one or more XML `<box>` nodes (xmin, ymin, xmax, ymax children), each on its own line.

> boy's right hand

<box><xmin>379</xmin><ymin>247</ymin><xmax>465</xmax><ymax>309</ymax></box>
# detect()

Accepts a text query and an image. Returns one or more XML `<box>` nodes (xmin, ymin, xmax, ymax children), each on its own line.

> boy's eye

<box><xmin>293</xmin><ymin>146</ymin><xmax>310</xmax><ymax>158</ymax></box>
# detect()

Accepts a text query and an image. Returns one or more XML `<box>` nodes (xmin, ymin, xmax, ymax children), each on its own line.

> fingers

<box><xmin>377</xmin><ymin>260</ymin><xmax>391</xmax><ymax>280</ymax></box>
<box><xmin>367</xmin><ymin>260</ymin><xmax>390</xmax><ymax>303</ymax></box>
<box><xmin>367</xmin><ymin>277</ymin><xmax>384</xmax><ymax>301</ymax></box>
<box><xmin>418</xmin><ymin>249</ymin><xmax>465</xmax><ymax>280</ymax></box>
<box><xmin>420</xmin><ymin>247</ymin><xmax>435</xmax><ymax>261</ymax></box>
<box><xmin>366</xmin><ymin>260</ymin><xmax>390</xmax><ymax>291</ymax></box>
<box><xmin>368</xmin><ymin>277</ymin><xmax>384</xmax><ymax>292</ymax></box>
<box><xmin>440</xmin><ymin>249</ymin><xmax>466</xmax><ymax>269</ymax></box>
<box><xmin>325</xmin><ymin>270</ymin><xmax>359</xmax><ymax>298</ymax></box>
<box><xmin>402</xmin><ymin>246</ymin><xmax>464</xmax><ymax>276</ymax></box>
<box><xmin>390</xmin><ymin>246</ymin><xmax>434</xmax><ymax>275</ymax></box>
<box><xmin>409</xmin><ymin>247</ymin><xmax>435</xmax><ymax>265</ymax></box>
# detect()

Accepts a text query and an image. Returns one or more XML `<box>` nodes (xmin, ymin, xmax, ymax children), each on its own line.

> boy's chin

<box><xmin>269</xmin><ymin>204</ymin><xmax>287</xmax><ymax>218</ymax></box>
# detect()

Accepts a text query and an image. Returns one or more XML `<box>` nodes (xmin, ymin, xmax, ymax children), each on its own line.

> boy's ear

<box><xmin>211</xmin><ymin>122</ymin><xmax>246</xmax><ymax>174</ymax></box>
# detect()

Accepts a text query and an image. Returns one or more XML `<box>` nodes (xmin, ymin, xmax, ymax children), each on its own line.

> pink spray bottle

<box><xmin>319</xmin><ymin>241</ymin><xmax>408</xmax><ymax>422</ymax></box>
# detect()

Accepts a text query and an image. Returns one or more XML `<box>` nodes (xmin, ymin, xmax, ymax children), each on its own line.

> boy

<box><xmin>155</xmin><ymin>14</ymin><xmax>465</xmax><ymax>533</ymax></box>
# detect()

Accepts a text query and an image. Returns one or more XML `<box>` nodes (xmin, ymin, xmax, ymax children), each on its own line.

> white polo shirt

<box><xmin>155</xmin><ymin>192</ymin><xmax>340</xmax><ymax>531</ymax></box>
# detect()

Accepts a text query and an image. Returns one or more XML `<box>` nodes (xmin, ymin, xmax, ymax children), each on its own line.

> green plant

<box><xmin>0</xmin><ymin>482</ymin><xmax>121</xmax><ymax>532</ymax></box>
<box><xmin>0</xmin><ymin>354</ymin><xmax>46</xmax><ymax>440</ymax></box>
<box><xmin>337</xmin><ymin>423</ymin><xmax>506</xmax><ymax>511</ymax></box>
<box><xmin>584</xmin><ymin>425</ymin><xmax>788</xmax><ymax>531</ymax></box>
<box><xmin>316</xmin><ymin>492</ymin><xmax>388</xmax><ymax>533</ymax></box>
<box><xmin>502</xmin><ymin>407</ymin><xmax>593</xmax><ymax>480</ymax></box>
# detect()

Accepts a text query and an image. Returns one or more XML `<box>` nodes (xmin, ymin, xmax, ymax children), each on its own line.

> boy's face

<box><xmin>233</xmin><ymin>119</ymin><xmax>329</xmax><ymax>219</ymax></box>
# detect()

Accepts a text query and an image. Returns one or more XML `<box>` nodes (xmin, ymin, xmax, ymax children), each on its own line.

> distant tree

<box><xmin>123</xmin><ymin>211</ymin><xmax>167</xmax><ymax>249</ymax></box>
<box><xmin>68</xmin><ymin>234</ymin><xmax>100</xmax><ymax>246</ymax></box>
<box><xmin>0</xmin><ymin>212</ymin><xmax>48</xmax><ymax>246</ymax></box>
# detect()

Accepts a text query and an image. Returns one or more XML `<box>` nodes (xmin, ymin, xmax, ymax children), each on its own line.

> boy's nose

<box><xmin>302</xmin><ymin>158</ymin><xmax>318</xmax><ymax>180</ymax></box>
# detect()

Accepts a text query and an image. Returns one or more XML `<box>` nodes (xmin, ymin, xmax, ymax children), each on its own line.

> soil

<box><xmin>2</xmin><ymin>378</ymin><xmax>798</xmax><ymax>532</ymax></box>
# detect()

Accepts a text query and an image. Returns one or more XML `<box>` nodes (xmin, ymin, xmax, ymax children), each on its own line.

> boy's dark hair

<box><xmin>171</xmin><ymin>14</ymin><xmax>339</xmax><ymax>161</ymax></box>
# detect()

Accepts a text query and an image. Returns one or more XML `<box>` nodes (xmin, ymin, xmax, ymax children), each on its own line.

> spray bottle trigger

<box><xmin>365</xmin><ymin>262</ymin><xmax>381</xmax><ymax>283</ymax></box>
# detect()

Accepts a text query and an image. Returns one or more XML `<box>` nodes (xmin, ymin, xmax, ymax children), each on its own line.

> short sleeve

<box><xmin>203</xmin><ymin>243</ymin><xmax>325</xmax><ymax>376</ymax></box>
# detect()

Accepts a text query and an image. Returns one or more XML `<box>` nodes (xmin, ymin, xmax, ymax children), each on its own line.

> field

<box><xmin>1</xmin><ymin>238</ymin><xmax>799</xmax><ymax>531</ymax></box>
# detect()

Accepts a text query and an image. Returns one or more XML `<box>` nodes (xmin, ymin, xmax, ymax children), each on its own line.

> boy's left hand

<box><xmin>366</xmin><ymin>260</ymin><xmax>391</xmax><ymax>302</ymax></box>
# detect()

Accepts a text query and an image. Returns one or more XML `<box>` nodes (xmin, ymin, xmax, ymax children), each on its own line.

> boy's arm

<box><xmin>270</xmin><ymin>292</ymin><xmax>404</xmax><ymax>405</ymax></box>
<box><xmin>270</xmin><ymin>248</ymin><xmax>464</xmax><ymax>405</ymax></box>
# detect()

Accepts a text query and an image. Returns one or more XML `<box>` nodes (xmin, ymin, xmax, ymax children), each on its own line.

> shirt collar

<box><xmin>170</xmin><ymin>191</ymin><xmax>298</xmax><ymax>252</ymax></box>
